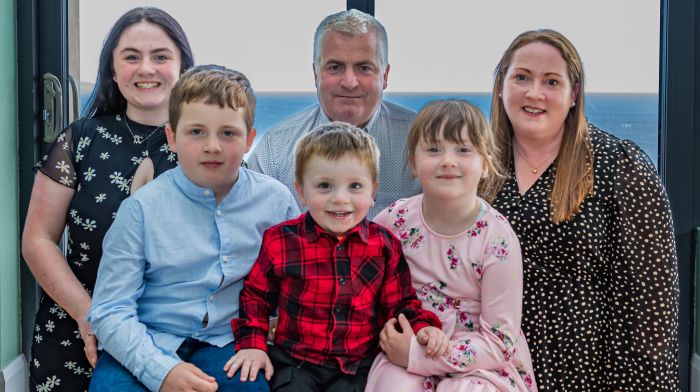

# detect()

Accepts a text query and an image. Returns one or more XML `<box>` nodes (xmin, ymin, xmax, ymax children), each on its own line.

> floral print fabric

<box><xmin>368</xmin><ymin>194</ymin><xmax>537</xmax><ymax>392</ymax></box>
<box><xmin>29</xmin><ymin>115</ymin><xmax>170</xmax><ymax>392</ymax></box>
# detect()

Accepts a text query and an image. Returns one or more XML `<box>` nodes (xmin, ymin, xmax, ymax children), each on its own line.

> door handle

<box><xmin>42</xmin><ymin>73</ymin><xmax>63</xmax><ymax>143</ymax></box>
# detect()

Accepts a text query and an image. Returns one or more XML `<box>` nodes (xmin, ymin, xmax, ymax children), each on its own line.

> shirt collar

<box><xmin>171</xmin><ymin>165</ymin><xmax>247</xmax><ymax>203</ymax></box>
<box><xmin>302</xmin><ymin>212</ymin><xmax>370</xmax><ymax>244</ymax></box>
<box><xmin>318</xmin><ymin>102</ymin><xmax>382</xmax><ymax>132</ymax></box>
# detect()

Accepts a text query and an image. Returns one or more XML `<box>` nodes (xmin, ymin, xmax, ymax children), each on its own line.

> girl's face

<box><xmin>410</xmin><ymin>126</ymin><xmax>486</xmax><ymax>203</ymax></box>
<box><xmin>112</xmin><ymin>21</ymin><xmax>181</xmax><ymax>120</ymax></box>
<box><xmin>501</xmin><ymin>41</ymin><xmax>576</xmax><ymax>141</ymax></box>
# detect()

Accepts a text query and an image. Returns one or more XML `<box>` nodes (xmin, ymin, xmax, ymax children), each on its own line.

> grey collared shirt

<box><xmin>247</xmin><ymin>101</ymin><xmax>422</xmax><ymax>218</ymax></box>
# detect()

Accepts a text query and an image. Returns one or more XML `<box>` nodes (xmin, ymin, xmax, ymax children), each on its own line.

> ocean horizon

<box><xmin>79</xmin><ymin>90</ymin><xmax>659</xmax><ymax>165</ymax></box>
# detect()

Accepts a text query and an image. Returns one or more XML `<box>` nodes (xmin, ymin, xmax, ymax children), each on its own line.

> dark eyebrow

<box><xmin>119</xmin><ymin>47</ymin><xmax>175</xmax><ymax>54</ymax></box>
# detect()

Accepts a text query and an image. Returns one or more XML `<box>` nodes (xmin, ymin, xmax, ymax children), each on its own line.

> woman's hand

<box><xmin>379</xmin><ymin>313</ymin><xmax>414</xmax><ymax>368</ymax></box>
<box><xmin>78</xmin><ymin>317</ymin><xmax>98</xmax><ymax>367</ymax></box>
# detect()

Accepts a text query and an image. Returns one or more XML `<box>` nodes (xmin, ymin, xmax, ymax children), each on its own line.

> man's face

<box><xmin>313</xmin><ymin>30</ymin><xmax>389</xmax><ymax>128</ymax></box>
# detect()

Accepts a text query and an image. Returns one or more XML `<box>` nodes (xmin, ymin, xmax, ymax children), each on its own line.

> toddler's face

<box><xmin>295</xmin><ymin>154</ymin><xmax>376</xmax><ymax>237</ymax></box>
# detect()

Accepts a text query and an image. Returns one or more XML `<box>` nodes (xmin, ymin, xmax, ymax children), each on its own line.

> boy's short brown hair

<box><xmin>169</xmin><ymin>64</ymin><xmax>255</xmax><ymax>132</ymax></box>
<box><xmin>294</xmin><ymin>121</ymin><xmax>380</xmax><ymax>186</ymax></box>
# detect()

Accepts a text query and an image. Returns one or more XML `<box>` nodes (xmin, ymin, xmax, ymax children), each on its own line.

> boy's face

<box><xmin>166</xmin><ymin>101</ymin><xmax>255</xmax><ymax>201</ymax></box>
<box><xmin>295</xmin><ymin>154</ymin><xmax>376</xmax><ymax>237</ymax></box>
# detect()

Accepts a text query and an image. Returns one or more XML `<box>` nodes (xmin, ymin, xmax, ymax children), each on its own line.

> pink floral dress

<box><xmin>366</xmin><ymin>195</ymin><xmax>537</xmax><ymax>392</ymax></box>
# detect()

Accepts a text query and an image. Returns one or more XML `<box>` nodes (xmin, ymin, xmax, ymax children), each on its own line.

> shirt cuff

<box><xmin>142</xmin><ymin>355</ymin><xmax>181</xmax><ymax>392</ymax></box>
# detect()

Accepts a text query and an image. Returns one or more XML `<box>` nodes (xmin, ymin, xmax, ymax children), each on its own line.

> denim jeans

<box><xmin>89</xmin><ymin>338</ymin><xmax>270</xmax><ymax>392</ymax></box>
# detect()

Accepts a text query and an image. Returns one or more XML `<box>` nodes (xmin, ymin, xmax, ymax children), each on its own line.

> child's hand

<box><xmin>223</xmin><ymin>348</ymin><xmax>273</xmax><ymax>382</ymax></box>
<box><xmin>267</xmin><ymin>316</ymin><xmax>278</xmax><ymax>342</ymax></box>
<box><xmin>379</xmin><ymin>313</ymin><xmax>414</xmax><ymax>368</ymax></box>
<box><xmin>161</xmin><ymin>362</ymin><xmax>217</xmax><ymax>392</ymax></box>
<box><xmin>416</xmin><ymin>326</ymin><xmax>450</xmax><ymax>358</ymax></box>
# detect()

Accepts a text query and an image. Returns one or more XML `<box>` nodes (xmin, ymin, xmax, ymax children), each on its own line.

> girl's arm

<box><xmin>405</xmin><ymin>222</ymin><xmax>525</xmax><ymax>377</ymax></box>
<box><xmin>22</xmin><ymin>172</ymin><xmax>96</xmax><ymax>364</ymax></box>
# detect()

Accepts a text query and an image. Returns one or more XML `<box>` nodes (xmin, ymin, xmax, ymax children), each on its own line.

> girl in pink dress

<box><xmin>366</xmin><ymin>99</ymin><xmax>537</xmax><ymax>392</ymax></box>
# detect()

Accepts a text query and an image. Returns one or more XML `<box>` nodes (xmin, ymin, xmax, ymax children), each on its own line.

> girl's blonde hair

<box><xmin>407</xmin><ymin>99</ymin><xmax>505</xmax><ymax>185</ymax></box>
<box><xmin>480</xmin><ymin>29</ymin><xmax>593</xmax><ymax>223</ymax></box>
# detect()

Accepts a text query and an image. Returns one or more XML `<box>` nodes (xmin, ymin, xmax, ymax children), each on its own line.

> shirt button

<box><xmin>208</xmin><ymin>295</ymin><xmax>214</xmax><ymax>302</ymax></box>
<box><xmin>332</xmin><ymin>337</ymin><xmax>339</xmax><ymax>345</ymax></box>
<box><xmin>204</xmin><ymin>190</ymin><xmax>211</xmax><ymax>196</ymax></box>
<box><xmin>222</xmin><ymin>256</ymin><xmax>229</xmax><ymax>263</ymax></box>
<box><xmin>194</xmin><ymin>332</ymin><xmax>200</xmax><ymax>337</ymax></box>
<box><xmin>216</xmin><ymin>210</ymin><xmax>222</xmax><ymax>216</ymax></box>
<box><xmin>336</xmin><ymin>244</ymin><xmax>342</xmax><ymax>250</ymax></box>
<box><xmin>335</xmin><ymin>306</ymin><xmax>342</xmax><ymax>313</ymax></box>
<box><xmin>339</xmin><ymin>278</ymin><xmax>346</xmax><ymax>286</ymax></box>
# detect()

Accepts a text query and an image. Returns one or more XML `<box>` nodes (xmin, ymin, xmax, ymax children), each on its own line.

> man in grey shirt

<box><xmin>247</xmin><ymin>9</ymin><xmax>421</xmax><ymax>218</ymax></box>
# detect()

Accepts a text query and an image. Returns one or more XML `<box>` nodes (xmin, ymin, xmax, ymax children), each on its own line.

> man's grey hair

<box><xmin>313</xmin><ymin>9</ymin><xmax>388</xmax><ymax>70</ymax></box>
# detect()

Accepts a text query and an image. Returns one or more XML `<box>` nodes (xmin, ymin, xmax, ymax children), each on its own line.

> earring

<box><xmin>498</xmin><ymin>93</ymin><xmax>502</xmax><ymax>98</ymax></box>
<box><xmin>572</xmin><ymin>102</ymin><xmax>576</xmax><ymax>107</ymax></box>
<box><xmin>481</xmin><ymin>171</ymin><xmax>488</xmax><ymax>179</ymax></box>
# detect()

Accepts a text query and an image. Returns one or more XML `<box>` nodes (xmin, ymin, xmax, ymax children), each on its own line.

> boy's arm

<box><xmin>87</xmin><ymin>199</ymin><xmax>182</xmax><ymax>392</ymax></box>
<box><xmin>232</xmin><ymin>230</ymin><xmax>280</xmax><ymax>351</ymax></box>
<box><xmin>378</xmin><ymin>232</ymin><xmax>441</xmax><ymax>333</ymax></box>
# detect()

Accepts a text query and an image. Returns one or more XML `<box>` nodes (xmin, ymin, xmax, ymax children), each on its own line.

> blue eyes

<box><xmin>316</xmin><ymin>182</ymin><xmax>363</xmax><ymax>190</ymax></box>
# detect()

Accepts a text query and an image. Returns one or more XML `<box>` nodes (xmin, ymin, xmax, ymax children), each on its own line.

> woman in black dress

<box><xmin>481</xmin><ymin>29</ymin><xmax>679</xmax><ymax>391</ymax></box>
<box><xmin>22</xmin><ymin>7</ymin><xmax>193</xmax><ymax>391</ymax></box>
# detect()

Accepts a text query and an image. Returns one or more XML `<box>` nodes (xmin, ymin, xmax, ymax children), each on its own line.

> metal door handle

<box><xmin>42</xmin><ymin>73</ymin><xmax>63</xmax><ymax>143</ymax></box>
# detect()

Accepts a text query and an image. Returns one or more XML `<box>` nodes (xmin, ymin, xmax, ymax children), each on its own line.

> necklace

<box><xmin>123</xmin><ymin>116</ymin><xmax>164</xmax><ymax>145</ymax></box>
<box><xmin>514</xmin><ymin>143</ymin><xmax>558</xmax><ymax>175</ymax></box>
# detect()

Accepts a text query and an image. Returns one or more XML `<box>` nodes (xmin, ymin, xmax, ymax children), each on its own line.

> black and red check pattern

<box><xmin>232</xmin><ymin>213</ymin><xmax>441</xmax><ymax>374</ymax></box>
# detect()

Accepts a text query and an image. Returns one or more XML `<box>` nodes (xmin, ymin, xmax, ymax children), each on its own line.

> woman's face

<box><xmin>501</xmin><ymin>41</ymin><xmax>576</xmax><ymax>141</ymax></box>
<box><xmin>112</xmin><ymin>21</ymin><xmax>181</xmax><ymax>120</ymax></box>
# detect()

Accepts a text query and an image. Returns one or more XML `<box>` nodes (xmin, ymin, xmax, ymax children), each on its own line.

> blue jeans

<box><xmin>89</xmin><ymin>338</ymin><xmax>270</xmax><ymax>392</ymax></box>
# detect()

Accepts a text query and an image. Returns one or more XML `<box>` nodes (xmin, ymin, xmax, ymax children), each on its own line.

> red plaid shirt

<box><xmin>232</xmin><ymin>213</ymin><xmax>441</xmax><ymax>374</ymax></box>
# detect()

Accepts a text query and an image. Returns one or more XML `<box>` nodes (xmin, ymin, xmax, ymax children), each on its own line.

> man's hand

<box><xmin>379</xmin><ymin>313</ymin><xmax>414</xmax><ymax>368</ymax></box>
<box><xmin>224</xmin><ymin>348</ymin><xmax>273</xmax><ymax>382</ymax></box>
<box><xmin>160</xmin><ymin>363</ymin><xmax>217</xmax><ymax>392</ymax></box>
<box><xmin>416</xmin><ymin>325</ymin><xmax>450</xmax><ymax>358</ymax></box>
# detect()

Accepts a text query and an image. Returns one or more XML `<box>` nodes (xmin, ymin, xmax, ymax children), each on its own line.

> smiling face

<box><xmin>313</xmin><ymin>30</ymin><xmax>389</xmax><ymax>128</ymax></box>
<box><xmin>501</xmin><ymin>41</ymin><xmax>576</xmax><ymax>141</ymax></box>
<box><xmin>411</xmin><ymin>126</ymin><xmax>486</xmax><ymax>205</ymax></box>
<box><xmin>295</xmin><ymin>154</ymin><xmax>376</xmax><ymax>237</ymax></box>
<box><xmin>166</xmin><ymin>101</ymin><xmax>256</xmax><ymax>202</ymax></box>
<box><xmin>112</xmin><ymin>21</ymin><xmax>181</xmax><ymax>122</ymax></box>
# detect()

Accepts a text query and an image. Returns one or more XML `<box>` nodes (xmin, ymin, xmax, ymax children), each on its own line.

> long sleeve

<box><xmin>87</xmin><ymin>199</ymin><xmax>181</xmax><ymax>392</ymax></box>
<box><xmin>406</xmin><ymin>224</ymin><xmax>525</xmax><ymax>377</ymax></box>
<box><xmin>232</xmin><ymin>231</ymin><xmax>279</xmax><ymax>352</ymax></box>
<box><xmin>379</xmin><ymin>230</ymin><xmax>442</xmax><ymax>334</ymax></box>
<box><xmin>605</xmin><ymin>140</ymin><xmax>679</xmax><ymax>390</ymax></box>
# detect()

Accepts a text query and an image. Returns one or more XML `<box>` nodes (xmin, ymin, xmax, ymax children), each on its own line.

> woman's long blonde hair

<box><xmin>480</xmin><ymin>29</ymin><xmax>593</xmax><ymax>223</ymax></box>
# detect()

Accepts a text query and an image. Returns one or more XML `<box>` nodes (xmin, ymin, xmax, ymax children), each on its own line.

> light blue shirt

<box><xmin>87</xmin><ymin>166</ymin><xmax>299</xmax><ymax>391</ymax></box>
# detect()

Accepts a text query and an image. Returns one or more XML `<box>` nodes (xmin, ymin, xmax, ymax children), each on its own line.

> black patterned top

<box><xmin>29</xmin><ymin>114</ymin><xmax>173</xmax><ymax>391</ymax></box>
<box><xmin>492</xmin><ymin>124</ymin><xmax>679</xmax><ymax>391</ymax></box>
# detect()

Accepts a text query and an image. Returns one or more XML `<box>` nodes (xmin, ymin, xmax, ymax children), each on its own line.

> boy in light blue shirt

<box><xmin>87</xmin><ymin>65</ymin><xmax>298</xmax><ymax>392</ymax></box>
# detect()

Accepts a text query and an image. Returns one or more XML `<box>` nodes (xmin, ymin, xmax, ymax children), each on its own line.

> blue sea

<box><xmin>80</xmin><ymin>91</ymin><xmax>659</xmax><ymax>165</ymax></box>
<box><xmin>254</xmin><ymin>92</ymin><xmax>659</xmax><ymax>165</ymax></box>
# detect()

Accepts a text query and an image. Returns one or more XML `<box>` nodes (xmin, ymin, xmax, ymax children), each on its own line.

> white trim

<box><xmin>0</xmin><ymin>355</ymin><xmax>27</xmax><ymax>392</ymax></box>
<box><xmin>692</xmin><ymin>353</ymin><xmax>700</xmax><ymax>392</ymax></box>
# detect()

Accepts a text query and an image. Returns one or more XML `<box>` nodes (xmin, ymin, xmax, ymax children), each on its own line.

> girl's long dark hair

<box><xmin>82</xmin><ymin>7</ymin><xmax>194</xmax><ymax>118</ymax></box>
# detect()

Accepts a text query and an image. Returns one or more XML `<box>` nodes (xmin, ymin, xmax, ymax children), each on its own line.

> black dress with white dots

<box><xmin>28</xmin><ymin>114</ymin><xmax>173</xmax><ymax>392</ymax></box>
<box><xmin>492</xmin><ymin>124</ymin><xmax>679</xmax><ymax>391</ymax></box>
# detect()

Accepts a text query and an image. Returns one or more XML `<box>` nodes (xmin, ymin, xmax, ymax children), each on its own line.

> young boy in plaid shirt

<box><xmin>226</xmin><ymin>122</ymin><xmax>448</xmax><ymax>391</ymax></box>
